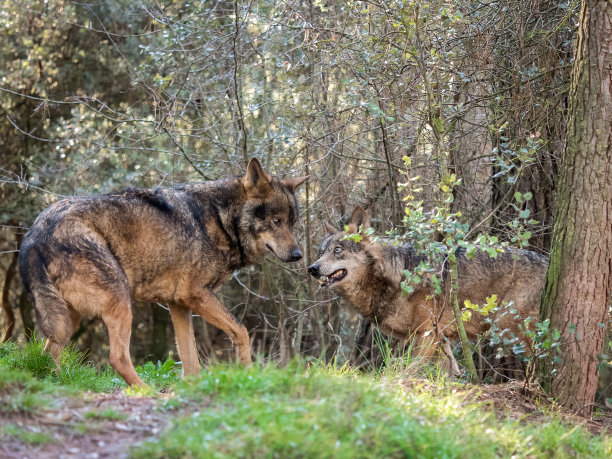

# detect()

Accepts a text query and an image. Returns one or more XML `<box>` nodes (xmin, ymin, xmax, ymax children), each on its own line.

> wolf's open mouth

<box><xmin>317</xmin><ymin>269</ymin><xmax>347</xmax><ymax>287</ymax></box>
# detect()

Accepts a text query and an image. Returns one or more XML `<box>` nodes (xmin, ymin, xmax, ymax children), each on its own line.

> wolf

<box><xmin>308</xmin><ymin>206</ymin><xmax>548</xmax><ymax>373</ymax></box>
<box><xmin>19</xmin><ymin>158</ymin><xmax>308</xmax><ymax>386</ymax></box>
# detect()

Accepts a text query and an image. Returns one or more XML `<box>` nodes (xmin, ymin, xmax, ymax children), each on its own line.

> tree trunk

<box><xmin>1</xmin><ymin>230</ymin><xmax>23</xmax><ymax>342</ymax></box>
<box><xmin>539</xmin><ymin>0</ymin><xmax>612</xmax><ymax>417</ymax></box>
<box><xmin>1</xmin><ymin>249</ymin><xmax>18</xmax><ymax>342</ymax></box>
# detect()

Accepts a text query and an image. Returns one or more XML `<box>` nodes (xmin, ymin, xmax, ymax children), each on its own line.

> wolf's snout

<box><xmin>290</xmin><ymin>248</ymin><xmax>303</xmax><ymax>261</ymax></box>
<box><xmin>308</xmin><ymin>263</ymin><xmax>320</xmax><ymax>276</ymax></box>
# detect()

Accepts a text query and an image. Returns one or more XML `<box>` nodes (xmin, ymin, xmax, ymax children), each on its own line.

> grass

<box><xmin>0</xmin><ymin>369</ymin><xmax>64</xmax><ymax>413</ymax></box>
<box><xmin>0</xmin><ymin>342</ymin><xmax>610</xmax><ymax>458</ymax></box>
<box><xmin>0</xmin><ymin>340</ymin><xmax>180</xmax><ymax>395</ymax></box>
<box><xmin>0</xmin><ymin>423</ymin><xmax>56</xmax><ymax>445</ymax></box>
<box><xmin>134</xmin><ymin>362</ymin><xmax>612</xmax><ymax>459</ymax></box>
<box><xmin>84</xmin><ymin>407</ymin><xmax>128</xmax><ymax>421</ymax></box>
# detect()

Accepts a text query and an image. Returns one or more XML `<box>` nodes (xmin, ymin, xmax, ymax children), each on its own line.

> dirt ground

<box><xmin>0</xmin><ymin>392</ymin><xmax>172</xmax><ymax>459</ymax></box>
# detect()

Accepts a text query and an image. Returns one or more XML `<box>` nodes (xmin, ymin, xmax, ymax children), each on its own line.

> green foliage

<box><xmin>509</xmin><ymin>190</ymin><xmax>540</xmax><ymax>248</ymax></box>
<box><xmin>0</xmin><ymin>369</ymin><xmax>60</xmax><ymax>413</ymax></box>
<box><xmin>397</xmin><ymin>148</ymin><xmax>554</xmax><ymax>378</ymax></box>
<box><xmin>0</xmin><ymin>341</ymin><xmax>180</xmax><ymax>392</ymax></box>
<box><xmin>492</xmin><ymin>133</ymin><xmax>542</xmax><ymax>185</ymax></box>
<box><xmin>136</xmin><ymin>357</ymin><xmax>181</xmax><ymax>389</ymax></box>
<box><xmin>398</xmin><ymin>155</ymin><xmax>495</xmax><ymax>379</ymax></box>
<box><xmin>342</xmin><ymin>225</ymin><xmax>375</xmax><ymax>243</ymax></box>
<box><xmin>398</xmin><ymin>156</ymin><xmax>504</xmax><ymax>288</ymax></box>
<box><xmin>0</xmin><ymin>340</ymin><xmax>123</xmax><ymax>392</ymax></box>
<box><xmin>483</xmin><ymin>303</ymin><xmax>563</xmax><ymax>383</ymax></box>
<box><xmin>0</xmin><ymin>339</ymin><xmax>56</xmax><ymax>378</ymax></box>
<box><xmin>134</xmin><ymin>362</ymin><xmax>612</xmax><ymax>458</ymax></box>
<box><xmin>462</xmin><ymin>295</ymin><xmax>499</xmax><ymax>322</ymax></box>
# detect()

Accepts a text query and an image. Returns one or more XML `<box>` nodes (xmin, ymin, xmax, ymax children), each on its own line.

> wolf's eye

<box><xmin>272</xmin><ymin>218</ymin><xmax>281</xmax><ymax>227</ymax></box>
<box><xmin>334</xmin><ymin>246</ymin><xmax>342</xmax><ymax>255</ymax></box>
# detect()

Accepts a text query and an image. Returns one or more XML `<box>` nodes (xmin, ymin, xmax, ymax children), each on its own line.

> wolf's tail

<box><xmin>18</xmin><ymin>243</ymin><xmax>73</xmax><ymax>344</ymax></box>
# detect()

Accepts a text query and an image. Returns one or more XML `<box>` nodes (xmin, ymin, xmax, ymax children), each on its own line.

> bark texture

<box><xmin>539</xmin><ymin>0</ymin><xmax>612</xmax><ymax>416</ymax></box>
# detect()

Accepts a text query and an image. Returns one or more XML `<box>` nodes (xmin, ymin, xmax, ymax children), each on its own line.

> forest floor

<box><xmin>1</xmin><ymin>391</ymin><xmax>168</xmax><ymax>458</ymax></box>
<box><xmin>1</xmin><ymin>342</ymin><xmax>611</xmax><ymax>458</ymax></box>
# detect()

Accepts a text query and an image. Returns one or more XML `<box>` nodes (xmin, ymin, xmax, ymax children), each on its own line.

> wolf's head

<box><xmin>239</xmin><ymin>158</ymin><xmax>308</xmax><ymax>263</ymax></box>
<box><xmin>308</xmin><ymin>206</ymin><xmax>376</xmax><ymax>289</ymax></box>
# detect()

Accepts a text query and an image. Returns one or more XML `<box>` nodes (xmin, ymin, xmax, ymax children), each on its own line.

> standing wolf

<box><xmin>19</xmin><ymin>158</ymin><xmax>307</xmax><ymax>386</ymax></box>
<box><xmin>308</xmin><ymin>207</ymin><xmax>548</xmax><ymax>372</ymax></box>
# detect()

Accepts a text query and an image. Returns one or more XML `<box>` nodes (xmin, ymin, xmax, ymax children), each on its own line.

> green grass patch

<box><xmin>0</xmin><ymin>369</ymin><xmax>66</xmax><ymax>413</ymax></box>
<box><xmin>0</xmin><ymin>423</ymin><xmax>56</xmax><ymax>445</ymax></box>
<box><xmin>136</xmin><ymin>358</ymin><xmax>181</xmax><ymax>389</ymax></box>
<box><xmin>0</xmin><ymin>340</ymin><xmax>122</xmax><ymax>392</ymax></box>
<box><xmin>134</xmin><ymin>362</ymin><xmax>611</xmax><ymax>459</ymax></box>
<box><xmin>0</xmin><ymin>341</ymin><xmax>180</xmax><ymax>393</ymax></box>
<box><xmin>84</xmin><ymin>407</ymin><xmax>128</xmax><ymax>421</ymax></box>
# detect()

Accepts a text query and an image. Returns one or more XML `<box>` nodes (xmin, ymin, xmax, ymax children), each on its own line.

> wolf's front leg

<box><xmin>413</xmin><ymin>331</ymin><xmax>459</xmax><ymax>375</ymax></box>
<box><xmin>441</xmin><ymin>338</ymin><xmax>460</xmax><ymax>376</ymax></box>
<box><xmin>178</xmin><ymin>288</ymin><xmax>252</xmax><ymax>366</ymax></box>
<box><xmin>169</xmin><ymin>303</ymin><xmax>200</xmax><ymax>377</ymax></box>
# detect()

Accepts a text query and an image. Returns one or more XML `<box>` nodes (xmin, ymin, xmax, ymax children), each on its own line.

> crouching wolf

<box><xmin>308</xmin><ymin>207</ymin><xmax>548</xmax><ymax>373</ymax></box>
<box><xmin>19</xmin><ymin>158</ymin><xmax>307</xmax><ymax>386</ymax></box>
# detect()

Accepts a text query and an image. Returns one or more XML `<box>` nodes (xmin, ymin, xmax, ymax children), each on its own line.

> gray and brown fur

<box><xmin>308</xmin><ymin>206</ymin><xmax>548</xmax><ymax>373</ymax></box>
<box><xmin>19</xmin><ymin>158</ymin><xmax>308</xmax><ymax>386</ymax></box>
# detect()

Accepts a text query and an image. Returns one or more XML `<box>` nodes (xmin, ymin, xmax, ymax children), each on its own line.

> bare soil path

<box><xmin>1</xmin><ymin>392</ymin><xmax>170</xmax><ymax>459</ymax></box>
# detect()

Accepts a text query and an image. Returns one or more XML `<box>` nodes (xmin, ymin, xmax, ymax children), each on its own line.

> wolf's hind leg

<box><xmin>169</xmin><ymin>304</ymin><xmax>200</xmax><ymax>377</ymax></box>
<box><xmin>32</xmin><ymin>285</ymin><xmax>80</xmax><ymax>364</ymax></box>
<box><xmin>42</xmin><ymin>307</ymin><xmax>82</xmax><ymax>364</ymax></box>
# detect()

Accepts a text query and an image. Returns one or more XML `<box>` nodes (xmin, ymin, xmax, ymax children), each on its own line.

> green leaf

<box><xmin>401</xmin><ymin>282</ymin><xmax>414</xmax><ymax>294</ymax></box>
<box><xmin>432</xmin><ymin>116</ymin><xmax>444</xmax><ymax>135</ymax></box>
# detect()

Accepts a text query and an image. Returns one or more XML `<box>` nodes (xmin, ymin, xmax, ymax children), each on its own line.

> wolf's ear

<box><xmin>323</xmin><ymin>221</ymin><xmax>339</xmax><ymax>236</ymax></box>
<box><xmin>242</xmin><ymin>158</ymin><xmax>272</xmax><ymax>198</ymax></box>
<box><xmin>348</xmin><ymin>206</ymin><xmax>370</xmax><ymax>234</ymax></box>
<box><xmin>282</xmin><ymin>176</ymin><xmax>309</xmax><ymax>192</ymax></box>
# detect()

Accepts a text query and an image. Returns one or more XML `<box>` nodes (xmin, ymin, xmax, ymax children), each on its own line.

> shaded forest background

<box><xmin>3</xmin><ymin>0</ymin><xmax>605</xmax><ymax>391</ymax></box>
